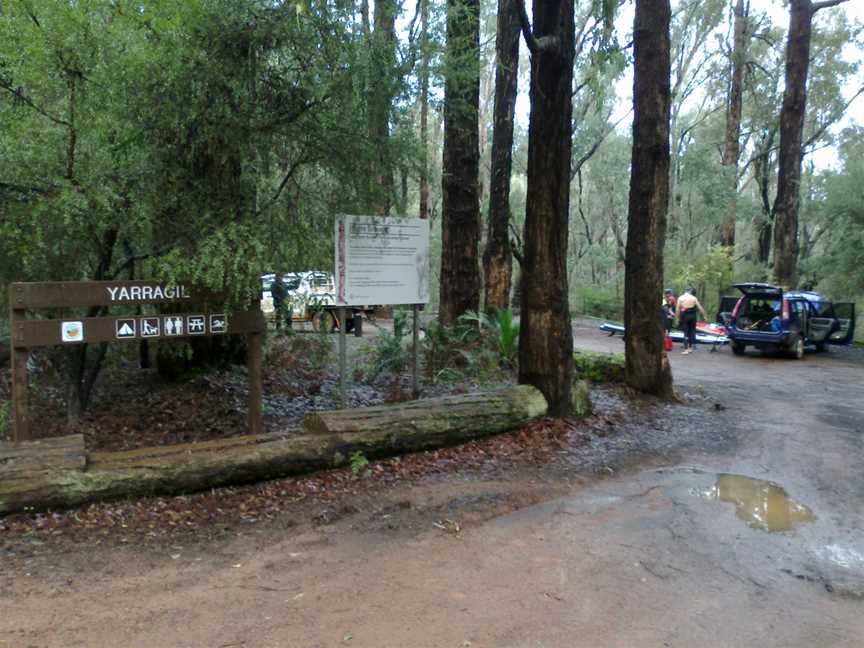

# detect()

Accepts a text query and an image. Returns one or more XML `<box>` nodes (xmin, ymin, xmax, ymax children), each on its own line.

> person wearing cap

<box><xmin>675</xmin><ymin>287</ymin><xmax>707</xmax><ymax>354</ymax></box>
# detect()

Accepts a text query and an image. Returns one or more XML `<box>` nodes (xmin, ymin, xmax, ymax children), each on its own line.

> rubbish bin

<box><xmin>353</xmin><ymin>313</ymin><xmax>363</xmax><ymax>337</ymax></box>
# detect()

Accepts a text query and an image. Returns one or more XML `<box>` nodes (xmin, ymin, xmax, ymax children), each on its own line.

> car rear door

<box><xmin>733</xmin><ymin>283</ymin><xmax>783</xmax><ymax>297</ymax></box>
<box><xmin>830</xmin><ymin>303</ymin><xmax>857</xmax><ymax>345</ymax></box>
<box><xmin>716</xmin><ymin>296</ymin><xmax>741</xmax><ymax>325</ymax></box>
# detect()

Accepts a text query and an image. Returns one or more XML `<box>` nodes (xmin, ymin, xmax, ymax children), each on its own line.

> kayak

<box><xmin>599</xmin><ymin>322</ymin><xmax>729</xmax><ymax>346</ymax></box>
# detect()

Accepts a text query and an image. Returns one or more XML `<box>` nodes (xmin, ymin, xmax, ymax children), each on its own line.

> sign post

<box><xmin>412</xmin><ymin>304</ymin><xmax>420</xmax><ymax>399</ymax></box>
<box><xmin>334</xmin><ymin>215</ymin><xmax>430</xmax><ymax>400</ymax></box>
<box><xmin>8</xmin><ymin>281</ymin><xmax>265</xmax><ymax>443</ymax></box>
<box><xmin>339</xmin><ymin>307</ymin><xmax>347</xmax><ymax>407</ymax></box>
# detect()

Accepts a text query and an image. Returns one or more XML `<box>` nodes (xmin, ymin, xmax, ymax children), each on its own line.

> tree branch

<box><xmin>0</xmin><ymin>79</ymin><xmax>71</xmax><ymax>127</ymax></box>
<box><xmin>515</xmin><ymin>0</ymin><xmax>538</xmax><ymax>54</ymax></box>
<box><xmin>802</xmin><ymin>84</ymin><xmax>864</xmax><ymax>151</ymax></box>
<box><xmin>812</xmin><ymin>0</ymin><xmax>849</xmax><ymax>12</ymax></box>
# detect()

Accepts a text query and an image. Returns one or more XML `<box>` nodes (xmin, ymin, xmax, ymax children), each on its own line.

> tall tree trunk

<box><xmin>752</xmin><ymin>128</ymin><xmax>776</xmax><ymax>263</ymax></box>
<box><xmin>367</xmin><ymin>0</ymin><xmax>397</xmax><ymax>215</ymax></box>
<box><xmin>515</xmin><ymin>0</ymin><xmax>575</xmax><ymax>416</ymax></box>
<box><xmin>482</xmin><ymin>0</ymin><xmax>520</xmax><ymax>313</ymax></box>
<box><xmin>720</xmin><ymin>0</ymin><xmax>748</xmax><ymax>249</ymax></box>
<box><xmin>624</xmin><ymin>0</ymin><xmax>674</xmax><ymax>398</ymax></box>
<box><xmin>772</xmin><ymin>0</ymin><xmax>847</xmax><ymax>287</ymax></box>
<box><xmin>418</xmin><ymin>0</ymin><xmax>431</xmax><ymax>220</ymax></box>
<box><xmin>440</xmin><ymin>0</ymin><xmax>482</xmax><ymax>325</ymax></box>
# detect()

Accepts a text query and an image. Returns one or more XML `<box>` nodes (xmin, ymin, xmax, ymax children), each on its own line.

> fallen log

<box><xmin>303</xmin><ymin>386</ymin><xmax>547</xmax><ymax>439</ymax></box>
<box><xmin>0</xmin><ymin>385</ymin><xmax>547</xmax><ymax>515</ymax></box>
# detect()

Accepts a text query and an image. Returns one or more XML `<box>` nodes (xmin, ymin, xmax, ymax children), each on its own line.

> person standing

<box><xmin>675</xmin><ymin>287</ymin><xmax>707</xmax><ymax>354</ymax></box>
<box><xmin>662</xmin><ymin>288</ymin><xmax>677</xmax><ymax>333</ymax></box>
<box><xmin>271</xmin><ymin>274</ymin><xmax>287</xmax><ymax>331</ymax></box>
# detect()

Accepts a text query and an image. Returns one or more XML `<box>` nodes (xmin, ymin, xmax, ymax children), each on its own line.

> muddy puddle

<box><xmin>694</xmin><ymin>474</ymin><xmax>815</xmax><ymax>532</ymax></box>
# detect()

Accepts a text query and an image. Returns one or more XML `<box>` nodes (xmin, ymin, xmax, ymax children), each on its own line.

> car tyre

<box><xmin>732</xmin><ymin>342</ymin><xmax>746</xmax><ymax>356</ymax></box>
<box><xmin>789</xmin><ymin>335</ymin><xmax>804</xmax><ymax>359</ymax></box>
<box><xmin>311</xmin><ymin>310</ymin><xmax>331</xmax><ymax>333</ymax></box>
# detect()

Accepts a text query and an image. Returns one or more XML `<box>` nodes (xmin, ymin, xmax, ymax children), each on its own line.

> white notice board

<box><xmin>334</xmin><ymin>215</ymin><xmax>430</xmax><ymax>306</ymax></box>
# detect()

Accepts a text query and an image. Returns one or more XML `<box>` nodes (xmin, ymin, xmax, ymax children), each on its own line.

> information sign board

<box><xmin>334</xmin><ymin>215</ymin><xmax>430</xmax><ymax>307</ymax></box>
<box><xmin>8</xmin><ymin>281</ymin><xmax>264</xmax><ymax>443</ymax></box>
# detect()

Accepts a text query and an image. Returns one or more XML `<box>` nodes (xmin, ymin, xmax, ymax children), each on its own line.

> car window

<box><xmin>309</xmin><ymin>274</ymin><xmax>333</xmax><ymax>290</ymax></box>
<box><xmin>743</xmin><ymin>298</ymin><xmax>780</xmax><ymax>316</ymax></box>
<box><xmin>811</xmin><ymin>301</ymin><xmax>834</xmax><ymax>318</ymax></box>
<box><xmin>790</xmin><ymin>300</ymin><xmax>805</xmax><ymax>317</ymax></box>
<box><xmin>284</xmin><ymin>277</ymin><xmax>302</xmax><ymax>290</ymax></box>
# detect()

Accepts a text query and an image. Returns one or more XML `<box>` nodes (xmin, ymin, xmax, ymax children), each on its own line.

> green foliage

<box><xmin>457</xmin><ymin>309</ymin><xmax>519</xmax><ymax>364</ymax></box>
<box><xmin>573</xmin><ymin>351</ymin><xmax>625</xmax><ymax>383</ymax></box>
<box><xmin>571</xmin><ymin>380</ymin><xmax>593</xmax><ymax>418</ymax></box>
<box><xmin>0</xmin><ymin>400</ymin><xmax>9</xmax><ymax>441</ymax></box>
<box><xmin>493</xmin><ymin>309</ymin><xmax>520</xmax><ymax>363</ymax></box>
<box><xmin>571</xmin><ymin>285</ymin><xmax>623</xmax><ymax>321</ymax></box>
<box><xmin>349</xmin><ymin>450</ymin><xmax>370</xmax><ymax>477</ymax></box>
<box><xmin>421</xmin><ymin>316</ymin><xmax>496</xmax><ymax>384</ymax></box>
<box><xmin>369</xmin><ymin>310</ymin><xmax>410</xmax><ymax>378</ymax></box>
<box><xmin>667</xmin><ymin>245</ymin><xmax>733</xmax><ymax>316</ymax></box>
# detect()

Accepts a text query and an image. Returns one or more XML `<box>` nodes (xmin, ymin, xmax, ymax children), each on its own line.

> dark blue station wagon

<box><xmin>721</xmin><ymin>283</ymin><xmax>856</xmax><ymax>358</ymax></box>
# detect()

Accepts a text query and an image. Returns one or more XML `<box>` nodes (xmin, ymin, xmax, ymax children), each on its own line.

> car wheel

<box><xmin>311</xmin><ymin>310</ymin><xmax>331</xmax><ymax>333</ymax></box>
<box><xmin>789</xmin><ymin>335</ymin><xmax>804</xmax><ymax>359</ymax></box>
<box><xmin>732</xmin><ymin>342</ymin><xmax>746</xmax><ymax>356</ymax></box>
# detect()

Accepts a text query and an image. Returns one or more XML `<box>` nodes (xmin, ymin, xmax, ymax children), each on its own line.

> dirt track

<box><xmin>2</xmin><ymin>322</ymin><xmax>863</xmax><ymax>647</ymax></box>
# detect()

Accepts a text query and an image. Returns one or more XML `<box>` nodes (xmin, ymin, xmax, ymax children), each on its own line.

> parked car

<box><xmin>259</xmin><ymin>271</ymin><xmax>370</xmax><ymax>333</ymax></box>
<box><xmin>723</xmin><ymin>282</ymin><xmax>856</xmax><ymax>358</ymax></box>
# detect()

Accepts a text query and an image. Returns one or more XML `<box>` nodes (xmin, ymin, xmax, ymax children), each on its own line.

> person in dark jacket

<box><xmin>662</xmin><ymin>288</ymin><xmax>677</xmax><ymax>333</ymax></box>
<box><xmin>271</xmin><ymin>274</ymin><xmax>287</xmax><ymax>331</ymax></box>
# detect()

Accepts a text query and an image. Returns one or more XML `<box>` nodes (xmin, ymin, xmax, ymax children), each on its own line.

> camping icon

<box><xmin>115</xmin><ymin>319</ymin><xmax>136</xmax><ymax>339</ymax></box>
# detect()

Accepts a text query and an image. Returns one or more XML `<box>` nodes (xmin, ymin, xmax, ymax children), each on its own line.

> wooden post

<box><xmin>339</xmin><ymin>307</ymin><xmax>347</xmax><ymax>407</ymax></box>
<box><xmin>247</xmin><ymin>331</ymin><xmax>263</xmax><ymax>435</ymax></box>
<box><xmin>10</xmin><ymin>304</ymin><xmax>30</xmax><ymax>443</ymax></box>
<box><xmin>412</xmin><ymin>304</ymin><xmax>420</xmax><ymax>399</ymax></box>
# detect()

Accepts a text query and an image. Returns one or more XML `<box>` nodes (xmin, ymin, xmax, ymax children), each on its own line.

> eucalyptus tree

<box><xmin>624</xmin><ymin>0</ymin><xmax>674</xmax><ymax>398</ymax></box>
<box><xmin>439</xmin><ymin>0</ymin><xmax>482</xmax><ymax>325</ymax></box>
<box><xmin>772</xmin><ymin>0</ymin><xmax>850</xmax><ymax>288</ymax></box>
<box><xmin>667</xmin><ymin>0</ymin><xmax>725</xmax><ymax>238</ymax></box>
<box><xmin>482</xmin><ymin>0</ymin><xmax>520</xmax><ymax>313</ymax></box>
<box><xmin>720</xmin><ymin>0</ymin><xmax>751</xmax><ymax>249</ymax></box>
<box><xmin>514</xmin><ymin>0</ymin><xmax>578</xmax><ymax>415</ymax></box>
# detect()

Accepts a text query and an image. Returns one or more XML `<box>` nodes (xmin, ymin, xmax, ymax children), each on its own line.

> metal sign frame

<box><xmin>8</xmin><ymin>281</ymin><xmax>265</xmax><ymax>443</ymax></box>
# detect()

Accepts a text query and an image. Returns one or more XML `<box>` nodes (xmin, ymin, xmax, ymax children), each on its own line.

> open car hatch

<box><xmin>733</xmin><ymin>282</ymin><xmax>783</xmax><ymax>297</ymax></box>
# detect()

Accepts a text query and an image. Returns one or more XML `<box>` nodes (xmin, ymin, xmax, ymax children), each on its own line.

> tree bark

<box><xmin>771</xmin><ymin>0</ymin><xmax>811</xmax><ymax>287</ymax></box>
<box><xmin>516</xmin><ymin>0</ymin><xmax>575</xmax><ymax>416</ymax></box>
<box><xmin>440</xmin><ymin>0</ymin><xmax>482</xmax><ymax>325</ymax></box>
<box><xmin>624</xmin><ymin>0</ymin><xmax>674</xmax><ymax>398</ymax></box>
<box><xmin>772</xmin><ymin>0</ymin><xmax>848</xmax><ymax>286</ymax></box>
<box><xmin>720</xmin><ymin>0</ymin><xmax>748</xmax><ymax>249</ymax></box>
<box><xmin>418</xmin><ymin>0</ymin><xmax>431</xmax><ymax>220</ymax></box>
<box><xmin>482</xmin><ymin>0</ymin><xmax>520</xmax><ymax>313</ymax></box>
<box><xmin>367</xmin><ymin>0</ymin><xmax>397</xmax><ymax>215</ymax></box>
<box><xmin>0</xmin><ymin>386</ymin><xmax>548</xmax><ymax>515</ymax></box>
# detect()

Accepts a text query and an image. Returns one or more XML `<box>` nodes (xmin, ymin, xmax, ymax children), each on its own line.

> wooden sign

<box><xmin>8</xmin><ymin>281</ymin><xmax>265</xmax><ymax>443</ymax></box>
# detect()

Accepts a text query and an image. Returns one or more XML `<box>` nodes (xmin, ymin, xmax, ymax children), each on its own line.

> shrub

<box><xmin>573</xmin><ymin>351</ymin><xmax>625</xmax><ymax>383</ymax></box>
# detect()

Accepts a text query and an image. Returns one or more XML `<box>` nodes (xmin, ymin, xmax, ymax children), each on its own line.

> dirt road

<box><xmin>2</xmin><ymin>324</ymin><xmax>863</xmax><ymax>647</ymax></box>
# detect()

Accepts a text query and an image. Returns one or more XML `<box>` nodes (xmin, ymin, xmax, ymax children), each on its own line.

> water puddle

<box><xmin>821</xmin><ymin>544</ymin><xmax>864</xmax><ymax>570</ymax></box>
<box><xmin>693</xmin><ymin>474</ymin><xmax>815</xmax><ymax>532</ymax></box>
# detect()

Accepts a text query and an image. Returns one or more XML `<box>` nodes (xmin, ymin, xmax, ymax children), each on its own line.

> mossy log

<box><xmin>303</xmin><ymin>385</ymin><xmax>547</xmax><ymax>439</ymax></box>
<box><xmin>573</xmin><ymin>350</ymin><xmax>625</xmax><ymax>383</ymax></box>
<box><xmin>0</xmin><ymin>385</ymin><xmax>547</xmax><ymax>515</ymax></box>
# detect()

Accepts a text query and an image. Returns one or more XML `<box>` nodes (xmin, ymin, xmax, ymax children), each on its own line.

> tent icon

<box><xmin>116</xmin><ymin>319</ymin><xmax>136</xmax><ymax>338</ymax></box>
